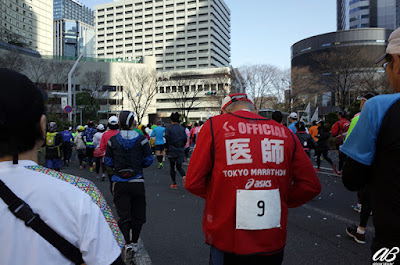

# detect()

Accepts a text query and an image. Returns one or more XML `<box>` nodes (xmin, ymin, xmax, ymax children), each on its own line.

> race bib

<box><xmin>236</xmin><ymin>189</ymin><xmax>281</xmax><ymax>230</ymax></box>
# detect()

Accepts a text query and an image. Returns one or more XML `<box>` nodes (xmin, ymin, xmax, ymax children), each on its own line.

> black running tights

<box><xmin>316</xmin><ymin>149</ymin><xmax>333</xmax><ymax>168</ymax></box>
<box><xmin>169</xmin><ymin>157</ymin><xmax>186</xmax><ymax>184</ymax></box>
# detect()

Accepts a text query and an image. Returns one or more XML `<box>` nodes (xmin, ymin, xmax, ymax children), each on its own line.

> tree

<box><xmin>205</xmin><ymin>68</ymin><xmax>234</xmax><ymax>108</ymax></box>
<box><xmin>0</xmin><ymin>27</ymin><xmax>26</xmax><ymax>48</ymax></box>
<box><xmin>0</xmin><ymin>48</ymin><xmax>26</xmax><ymax>72</ymax></box>
<box><xmin>238</xmin><ymin>64</ymin><xmax>280</xmax><ymax>110</ymax></box>
<box><xmin>312</xmin><ymin>47</ymin><xmax>373</xmax><ymax>110</ymax></box>
<box><xmin>76</xmin><ymin>92</ymin><xmax>100</xmax><ymax>122</ymax></box>
<box><xmin>80</xmin><ymin>69</ymin><xmax>107</xmax><ymax>95</ymax></box>
<box><xmin>118</xmin><ymin>67</ymin><xmax>157</xmax><ymax>125</ymax></box>
<box><xmin>48</xmin><ymin>61</ymin><xmax>73</xmax><ymax>90</ymax></box>
<box><xmin>25</xmin><ymin>57</ymin><xmax>50</xmax><ymax>86</ymax></box>
<box><xmin>158</xmin><ymin>71</ymin><xmax>204</xmax><ymax>122</ymax></box>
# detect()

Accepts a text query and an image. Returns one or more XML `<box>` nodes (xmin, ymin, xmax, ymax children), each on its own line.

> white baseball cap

<box><xmin>376</xmin><ymin>27</ymin><xmax>400</xmax><ymax>63</ymax></box>
<box><xmin>108</xmin><ymin>115</ymin><xmax>118</xmax><ymax>125</ymax></box>
<box><xmin>289</xmin><ymin>112</ymin><xmax>298</xmax><ymax>119</ymax></box>
<box><xmin>97</xmin><ymin>124</ymin><xmax>105</xmax><ymax>131</ymax></box>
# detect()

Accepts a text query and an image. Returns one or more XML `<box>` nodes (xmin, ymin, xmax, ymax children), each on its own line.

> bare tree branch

<box><xmin>118</xmin><ymin>67</ymin><xmax>157</xmax><ymax>125</ymax></box>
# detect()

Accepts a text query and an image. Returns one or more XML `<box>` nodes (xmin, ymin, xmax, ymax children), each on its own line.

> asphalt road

<box><xmin>63</xmin><ymin>150</ymin><xmax>373</xmax><ymax>265</ymax></box>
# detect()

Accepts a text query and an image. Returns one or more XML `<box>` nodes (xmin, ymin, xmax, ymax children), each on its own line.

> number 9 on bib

<box><xmin>236</xmin><ymin>189</ymin><xmax>281</xmax><ymax>230</ymax></box>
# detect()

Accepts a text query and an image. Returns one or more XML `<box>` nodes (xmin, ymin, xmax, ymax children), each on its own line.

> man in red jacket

<box><xmin>185</xmin><ymin>93</ymin><xmax>321</xmax><ymax>265</ymax></box>
<box><xmin>331</xmin><ymin>111</ymin><xmax>350</xmax><ymax>173</ymax></box>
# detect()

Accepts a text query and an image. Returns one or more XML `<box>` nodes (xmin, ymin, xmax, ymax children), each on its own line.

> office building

<box><xmin>53</xmin><ymin>0</ymin><xmax>95</xmax><ymax>57</ymax></box>
<box><xmin>337</xmin><ymin>0</ymin><xmax>400</xmax><ymax>30</ymax></box>
<box><xmin>291</xmin><ymin>28</ymin><xmax>391</xmax><ymax>113</ymax></box>
<box><xmin>0</xmin><ymin>0</ymin><xmax>53</xmax><ymax>55</ymax></box>
<box><xmin>94</xmin><ymin>0</ymin><xmax>231</xmax><ymax>71</ymax></box>
<box><xmin>54</xmin><ymin>0</ymin><xmax>94</xmax><ymax>26</ymax></box>
<box><xmin>54</xmin><ymin>19</ymin><xmax>95</xmax><ymax>57</ymax></box>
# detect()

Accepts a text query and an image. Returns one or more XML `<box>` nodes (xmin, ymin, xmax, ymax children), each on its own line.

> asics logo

<box><xmin>245</xmin><ymin>178</ymin><xmax>272</xmax><ymax>189</ymax></box>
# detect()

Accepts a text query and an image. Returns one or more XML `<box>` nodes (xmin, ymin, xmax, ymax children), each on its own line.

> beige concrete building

<box><xmin>0</xmin><ymin>0</ymin><xmax>53</xmax><ymax>55</ymax></box>
<box><xmin>94</xmin><ymin>0</ymin><xmax>231</xmax><ymax>71</ymax></box>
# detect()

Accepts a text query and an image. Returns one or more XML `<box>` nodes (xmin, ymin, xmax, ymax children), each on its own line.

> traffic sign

<box><xmin>64</xmin><ymin>105</ymin><xmax>73</xmax><ymax>113</ymax></box>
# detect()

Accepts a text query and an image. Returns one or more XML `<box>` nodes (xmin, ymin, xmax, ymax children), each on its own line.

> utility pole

<box><xmin>68</xmin><ymin>52</ymin><xmax>84</xmax><ymax>123</ymax></box>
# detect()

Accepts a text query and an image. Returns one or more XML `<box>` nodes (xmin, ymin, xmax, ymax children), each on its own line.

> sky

<box><xmin>83</xmin><ymin>0</ymin><xmax>336</xmax><ymax>70</ymax></box>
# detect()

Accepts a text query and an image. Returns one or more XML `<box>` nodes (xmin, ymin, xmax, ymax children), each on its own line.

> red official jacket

<box><xmin>185</xmin><ymin>110</ymin><xmax>321</xmax><ymax>255</ymax></box>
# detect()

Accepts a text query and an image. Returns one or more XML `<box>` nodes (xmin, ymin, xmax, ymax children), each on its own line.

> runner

<box><xmin>82</xmin><ymin>121</ymin><xmax>97</xmax><ymax>173</ymax></box>
<box><xmin>100</xmin><ymin>116</ymin><xmax>120</xmax><ymax>193</ymax></box>
<box><xmin>165</xmin><ymin>112</ymin><xmax>187</xmax><ymax>189</ymax></box>
<box><xmin>45</xmin><ymin>122</ymin><xmax>64</xmax><ymax>171</ymax></box>
<box><xmin>74</xmin><ymin>125</ymin><xmax>87</xmax><ymax>169</ymax></box>
<box><xmin>287</xmin><ymin>112</ymin><xmax>298</xmax><ymax>133</ymax></box>
<box><xmin>60</xmin><ymin>126</ymin><xmax>74</xmax><ymax>167</ymax></box>
<box><xmin>151</xmin><ymin>121</ymin><xmax>166</xmax><ymax>169</ymax></box>
<box><xmin>315</xmin><ymin>121</ymin><xmax>340</xmax><ymax>175</ymax></box>
<box><xmin>331</xmin><ymin>111</ymin><xmax>350</xmax><ymax>173</ymax></box>
<box><xmin>104</xmin><ymin>111</ymin><xmax>154</xmax><ymax>259</ymax></box>
<box><xmin>93</xmin><ymin>124</ymin><xmax>106</xmax><ymax>181</ymax></box>
<box><xmin>0</xmin><ymin>68</ymin><xmax>124</xmax><ymax>265</ymax></box>
<box><xmin>295</xmin><ymin>121</ymin><xmax>317</xmax><ymax>158</ymax></box>
<box><xmin>186</xmin><ymin>93</ymin><xmax>321</xmax><ymax>265</ymax></box>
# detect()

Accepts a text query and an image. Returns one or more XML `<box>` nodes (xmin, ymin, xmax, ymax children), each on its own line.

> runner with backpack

<box><xmin>82</xmin><ymin>121</ymin><xmax>97</xmax><ymax>173</ymax></box>
<box><xmin>104</xmin><ymin>111</ymin><xmax>154</xmax><ymax>259</ymax></box>
<box><xmin>331</xmin><ymin>111</ymin><xmax>350</xmax><ymax>174</ymax></box>
<box><xmin>295</xmin><ymin>121</ymin><xmax>317</xmax><ymax>158</ymax></box>
<box><xmin>45</xmin><ymin>122</ymin><xmax>64</xmax><ymax>171</ymax></box>
<box><xmin>165</xmin><ymin>112</ymin><xmax>188</xmax><ymax>189</ymax></box>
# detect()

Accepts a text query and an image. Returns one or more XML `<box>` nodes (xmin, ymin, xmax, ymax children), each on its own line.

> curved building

<box><xmin>291</xmin><ymin>28</ymin><xmax>392</xmax><ymax>70</ymax></box>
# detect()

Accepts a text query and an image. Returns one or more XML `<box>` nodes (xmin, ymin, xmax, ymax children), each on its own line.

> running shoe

<box><xmin>353</xmin><ymin>203</ymin><xmax>362</xmax><ymax>213</ymax></box>
<box><xmin>124</xmin><ymin>243</ymin><xmax>134</xmax><ymax>260</ymax></box>
<box><xmin>132</xmin><ymin>243</ymin><xmax>139</xmax><ymax>253</ymax></box>
<box><xmin>158</xmin><ymin>162</ymin><xmax>163</xmax><ymax>169</ymax></box>
<box><xmin>101</xmin><ymin>173</ymin><xmax>106</xmax><ymax>181</ymax></box>
<box><xmin>346</xmin><ymin>225</ymin><xmax>366</xmax><ymax>244</ymax></box>
<box><xmin>170</xmin><ymin>184</ymin><xmax>178</xmax><ymax>189</ymax></box>
<box><xmin>332</xmin><ymin>164</ymin><xmax>341</xmax><ymax>176</ymax></box>
<box><xmin>89</xmin><ymin>166</ymin><xmax>94</xmax><ymax>173</ymax></box>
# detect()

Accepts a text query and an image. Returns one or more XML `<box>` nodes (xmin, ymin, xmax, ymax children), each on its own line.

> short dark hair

<box><xmin>312</xmin><ymin>121</ymin><xmax>317</xmax><ymax>126</ymax></box>
<box><xmin>295</xmin><ymin>121</ymin><xmax>306</xmax><ymax>131</ymax></box>
<box><xmin>108</xmin><ymin>123</ymin><xmax>119</xmax><ymax>130</ymax></box>
<box><xmin>170</xmin><ymin>112</ymin><xmax>180</xmax><ymax>122</ymax></box>
<box><xmin>119</xmin><ymin>111</ymin><xmax>135</xmax><ymax>130</ymax></box>
<box><xmin>272</xmin><ymin>111</ymin><xmax>283</xmax><ymax>123</ymax></box>
<box><xmin>0</xmin><ymin>69</ymin><xmax>46</xmax><ymax>159</ymax></box>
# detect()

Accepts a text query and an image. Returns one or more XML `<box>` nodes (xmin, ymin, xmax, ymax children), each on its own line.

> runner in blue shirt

<box><xmin>151</xmin><ymin>121</ymin><xmax>166</xmax><ymax>168</ymax></box>
<box><xmin>341</xmin><ymin>27</ymin><xmax>400</xmax><ymax>262</ymax></box>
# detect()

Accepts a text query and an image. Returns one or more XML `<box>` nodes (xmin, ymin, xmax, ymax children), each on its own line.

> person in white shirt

<box><xmin>0</xmin><ymin>68</ymin><xmax>124</xmax><ymax>265</ymax></box>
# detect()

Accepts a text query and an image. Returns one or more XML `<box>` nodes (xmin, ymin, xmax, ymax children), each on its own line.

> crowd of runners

<box><xmin>2</xmin><ymin>28</ymin><xmax>400</xmax><ymax>265</ymax></box>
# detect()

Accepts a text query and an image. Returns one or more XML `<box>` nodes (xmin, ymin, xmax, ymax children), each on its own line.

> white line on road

<box><xmin>301</xmin><ymin>204</ymin><xmax>374</xmax><ymax>232</ymax></box>
<box><xmin>134</xmin><ymin>238</ymin><xmax>152</xmax><ymax>265</ymax></box>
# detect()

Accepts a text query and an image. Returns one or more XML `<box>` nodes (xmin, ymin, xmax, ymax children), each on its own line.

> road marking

<box><xmin>134</xmin><ymin>238</ymin><xmax>152</xmax><ymax>265</ymax></box>
<box><xmin>301</xmin><ymin>204</ymin><xmax>374</xmax><ymax>232</ymax></box>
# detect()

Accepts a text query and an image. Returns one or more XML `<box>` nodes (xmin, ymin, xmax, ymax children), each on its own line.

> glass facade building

<box><xmin>54</xmin><ymin>0</ymin><xmax>94</xmax><ymax>26</ymax></box>
<box><xmin>337</xmin><ymin>0</ymin><xmax>400</xmax><ymax>30</ymax></box>
<box><xmin>53</xmin><ymin>0</ymin><xmax>95</xmax><ymax>57</ymax></box>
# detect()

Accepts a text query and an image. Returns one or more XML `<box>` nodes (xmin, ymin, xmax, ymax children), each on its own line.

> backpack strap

<box><xmin>0</xmin><ymin>179</ymin><xmax>84</xmax><ymax>265</ymax></box>
<box><xmin>289</xmin><ymin>130</ymin><xmax>297</xmax><ymax>163</ymax></box>
<box><xmin>207</xmin><ymin>118</ymin><xmax>215</xmax><ymax>180</ymax></box>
